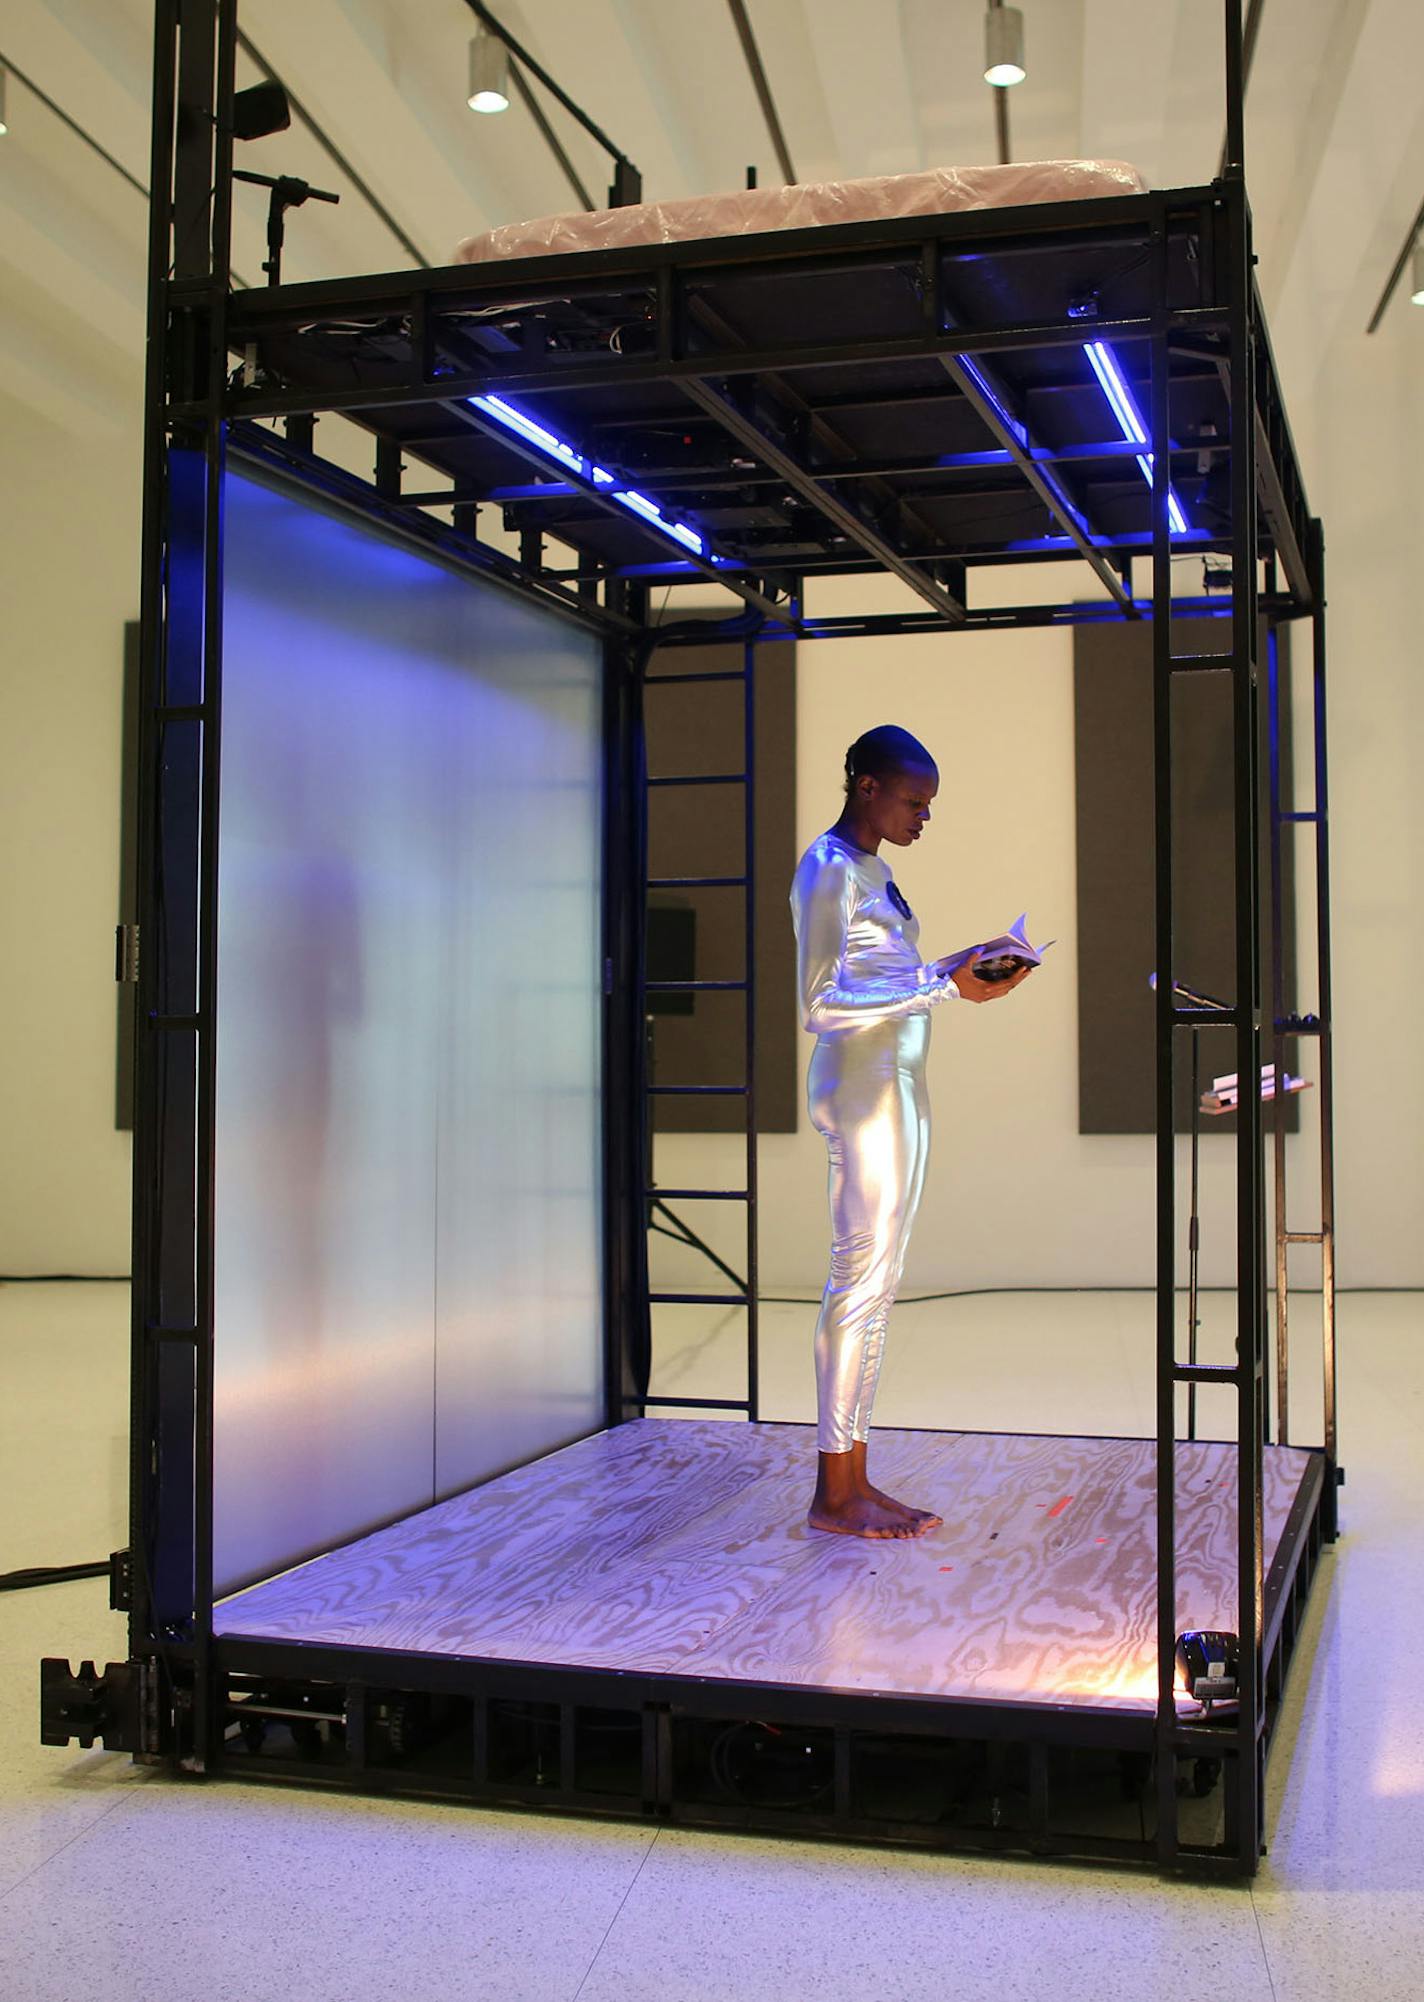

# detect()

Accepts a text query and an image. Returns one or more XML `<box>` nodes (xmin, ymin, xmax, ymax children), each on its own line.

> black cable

<box><xmin>0</xmin><ymin>1275</ymin><xmax>129</xmax><ymax>1284</ymax></box>
<box><xmin>650</xmin><ymin>1201</ymin><xmax>748</xmax><ymax>1297</ymax></box>
<box><xmin>0</xmin><ymin>1561</ymin><xmax>108</xmax><ymax>1594</ymax></box>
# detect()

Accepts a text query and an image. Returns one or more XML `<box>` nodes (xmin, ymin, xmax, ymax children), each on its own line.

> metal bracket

<box><xmin>39</xmin><ymin>1658</ymin><xmax>141</xmax><ymax>1753</ymax></box>
<box><xmin>115</xmin><ymin>924</ymin><xmax>140</xmax><ymax>984</ymax></box>
<box><xmin>109</xmin><ymin>1548</ymin><xmax>133</xmax><ymax>1612</ymax></box>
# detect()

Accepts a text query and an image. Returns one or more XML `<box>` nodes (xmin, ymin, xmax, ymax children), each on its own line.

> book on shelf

<box><xmin>1201</xmin><ymin>1064</ymin><xmax>1313</xmax><ymax>1114</ymax></box>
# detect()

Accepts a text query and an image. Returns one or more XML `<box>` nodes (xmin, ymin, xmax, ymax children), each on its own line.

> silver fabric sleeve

<box><xmin>795</xmin><ymin>849</ymin><xmax>958</xmax><ymax>1034</ymax></box>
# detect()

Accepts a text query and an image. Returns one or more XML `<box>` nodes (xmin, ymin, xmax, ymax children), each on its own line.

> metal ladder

<box><xmin>1267</xmin><ymin>526</ymin><xmax>1337</xmax><ymax>1477</ymax></box>
<box><xmin>639</xmin><ymin>636</ymin><xmax>760</xmax><ymax>1422</ymax></box>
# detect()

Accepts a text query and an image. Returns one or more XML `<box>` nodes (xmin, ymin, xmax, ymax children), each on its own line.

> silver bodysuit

<box><xmin>789</xmin><ymin>831</ymin><xmax>961</xmax><ymax>1453</ymax></box>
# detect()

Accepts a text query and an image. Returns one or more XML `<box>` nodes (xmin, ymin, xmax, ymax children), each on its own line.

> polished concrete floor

<box><xmin>2</xmin><ymin>1279</ymin><xmax>1421</xmax><ymax>2002</ymax></box>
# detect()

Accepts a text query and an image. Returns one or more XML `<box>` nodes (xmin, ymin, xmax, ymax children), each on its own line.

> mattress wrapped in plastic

<box><xmin>454</xmin><ymin>160</ymin><xmax>1146</xmax><ymax>266</ymax></box>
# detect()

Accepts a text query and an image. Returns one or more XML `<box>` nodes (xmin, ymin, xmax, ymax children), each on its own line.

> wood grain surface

<box><xmin>216</xmin><ymin>1419</ymin><xmax>1314</xmax><ymax>1712</ymax></box>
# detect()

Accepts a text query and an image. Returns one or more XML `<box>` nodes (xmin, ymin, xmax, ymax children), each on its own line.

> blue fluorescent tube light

<box><xmin>469</xmin><ymin>393</ymin><xmax>711</xmax><ymax>561</ymax></box>
<box><xmin>1083</xmin><ymin>340</ymin><xmax>1188</xmax><ymax>535</ymax></box>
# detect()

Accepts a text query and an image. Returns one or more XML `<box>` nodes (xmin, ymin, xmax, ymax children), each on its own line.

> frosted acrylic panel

<box><xmin>214</xmin><ymin>471</ymin><xmax>603</xmax><ymax>1594</ymax></box>
<box><xmin>434</xmin><ymin>619</ymin><xmax>604</xmax><ymax>1498</ymax></box>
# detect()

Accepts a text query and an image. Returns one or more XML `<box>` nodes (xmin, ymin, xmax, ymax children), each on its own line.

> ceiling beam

<box><xmin>725</xmin><ymin>0</ymin><xmax>796</xmax><ymax>185</ymax></box>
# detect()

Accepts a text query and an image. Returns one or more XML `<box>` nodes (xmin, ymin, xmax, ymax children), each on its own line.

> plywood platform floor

<box><xmin>216</xmin><ymin>1420</ymin><xmax>1316</xmax><ymax>1712</ymax></box>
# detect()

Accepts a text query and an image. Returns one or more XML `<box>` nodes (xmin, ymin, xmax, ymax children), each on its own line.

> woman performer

<box><xmin>790</xmin><ymin>725</ymin><xmax>1032</xmax><ymax>1540</ymax></box>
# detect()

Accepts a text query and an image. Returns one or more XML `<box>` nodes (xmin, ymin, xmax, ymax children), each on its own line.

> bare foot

<box><xmin>806</xmin><ymin>1494</ymin><xmax>934</xmax><ymax>1539</ymax></box>
<box><xmin>848</xmin><ymin>1442</ymin><xmax>941</xmax><ymax>1529</ymax></box>
<box><xmin>861</xmin><ymin>1482</ymin><xmax>943</xmax><ymax>1531</ymax></box>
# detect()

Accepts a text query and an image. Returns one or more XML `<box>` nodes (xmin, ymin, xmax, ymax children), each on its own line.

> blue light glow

<box><xmin>470</xmin><ymin>394</ymin><xmax>585</xmax><ymax>473</ymax></box>
<box><xmin>958</xmin><ymin>356</ymin><xmax>1028</xmax><ymax>448</ymax></box>
<box><xmin>469</xmin><ymin>393</ymin><xmax>712</xmax><ymax>562</ymax></box>
<box><xmin>1083</xmin><ymin>341</ymin><xmax>1189</xmax><ymax>535</ymax></box>
<box><xmin>615</xmin><ymin>487</ymin><xmax>705</xmax><ymax>554</ymax></box>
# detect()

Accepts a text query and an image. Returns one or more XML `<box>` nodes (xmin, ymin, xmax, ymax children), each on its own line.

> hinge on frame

<box><xmin>115</xmin><ymin>924</ymin><xmax>140</xmax><ymax>984</ymax></box>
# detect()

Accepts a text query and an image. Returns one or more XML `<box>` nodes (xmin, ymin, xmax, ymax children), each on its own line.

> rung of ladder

<box><xmin>1284</xmin><ymin>1230</ymin><xmax>1324</xmax><ymax>1244</ymax></box>
<box><xmin>648</xmin><ymin>1084</ymin><xmax>748</xmax><ymax>1096</ymax></box>
<box><xmin>648</xmin><ymin>1291</ymin><xmax>749</xmax><ymax>1307</ymax></box>
<box><xmin>647</xmin><ymin>670</ymin><xmax>747</xmax><ymax>686</ymax></box>
<box><xmin>1169</xmin><ymin>654</ymin><xmax>1234</xmax><ymax>673</ymax></box>
<box><xmin>1279</xmin><ymin>811</ymin><xmax>1321</xmax><ymax>823</ymax></box>
<box><xmin>640</xmin><ymin>1395</ymin><xmax>752</xmax><ymax>1411</ymax></box>
<box><xmin>1174</xmin><ymin>1362</ymin><xmax>1241</xmax><ymax>1384</ymax></box>
<box><xmin>1172</xmin><ymin>1005</ymin><xmax>1238</xmax><ymax>1026</ymax></box>
<box><xmin>645</xmin><ymin>979</ymin><xmax>748</xmax><ymax>992</ymax></box>
<box><xmin>647</xmin><ymin>875</ymin><xmax>748</xmax><ymax>889</ymax></box>
<box><xmin>647</xmin><ymin>772</ymin><xmax>748</xmax><ymax>788</ymax></box>
<box><xmin>646</xmin><ymin>1188</ymin><xmax>751</xmax><ymax>1201</ymax></box>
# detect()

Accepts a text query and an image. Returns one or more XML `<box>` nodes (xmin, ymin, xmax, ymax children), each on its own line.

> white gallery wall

<box><xmin>1</xmin><ymin>0</ymin><xmax>1420</xmax><ymax>1293</ymax></box>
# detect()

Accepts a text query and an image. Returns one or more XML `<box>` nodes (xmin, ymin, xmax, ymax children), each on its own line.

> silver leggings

<box><xmin>808</xmin><ymin>1014</ymin><xmax>931</xmax><ymax>1453</ymax></box>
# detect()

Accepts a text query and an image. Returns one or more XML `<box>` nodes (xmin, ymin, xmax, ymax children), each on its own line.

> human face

<box><xmin>865</xmin><ymin>763</ymin><xmax>939</xmax><ymax>847</ymax></box>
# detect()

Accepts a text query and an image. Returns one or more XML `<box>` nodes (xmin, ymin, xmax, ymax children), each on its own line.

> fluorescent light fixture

<box><xmin>468</xmin><ymin>392</ymin><xmax>712</xmax><ymax>560</ymax></box>
<box><xmin>470</xmin><ymin>393</ymin><xmax>583</xmax><ymax>472</ymax></box>
<box><xmin>1411</xmin><ymin>244</ymin><xmax>1424</xmax><ymax>307</ymax></box>
<box><xmin>1084</xmin><ymin>339</ymin><xmax>1189</xmax><ymax>535</ymax></box>
<box><xmin>468</xmin><ymin>30</ymin><xmax>510</xmax><ymax>114</ymax></box>
<box><xmin>984</xmin><ymin>5</ymin><xmax>1026</xmax><ymax>87</ymax></box>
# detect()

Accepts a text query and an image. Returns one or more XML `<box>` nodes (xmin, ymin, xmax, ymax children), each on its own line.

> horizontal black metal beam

<box><xmin>681</xmin><ymin>376</ymin><xmax>967</xmax><ymax>623</ymax></box>
<box><xmin>224</xmin><ymin>187</ymin><xmax>1213</xmax><ymax>329</ymax></box>
<box><xmin>209</xmin><ymin>306</ymin><xmax>1231</xmax><ymax>427</ymax></box>
<box><xmin>645</xmin><ymin>591</ymin><xmax>1301</xmax><ymax>646</ymax></box>
<box><xmin>225</xmin><ymin>422</ymin><xmax>632</xmax><ymax>638</ymax></box>
<box><xmin>935</xmin><ymin>352</ymin><xmax>1134</xmax><ymax>613</ymax></box>
<box><xmin>449</xmin><ymin>396</ymin><xmax>785</xmax><ymax>623</ymax></box>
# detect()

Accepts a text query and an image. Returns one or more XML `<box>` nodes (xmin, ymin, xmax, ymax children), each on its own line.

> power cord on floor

<box><xmin>1</xmin><ymin>1560</ymin><xmax>109</xmax><ymax>1594</ymax></box>
<box><xmin>0</xmin><ymin>1274</ymin><xmax>130</xmax><ymax>1284</ymax></box>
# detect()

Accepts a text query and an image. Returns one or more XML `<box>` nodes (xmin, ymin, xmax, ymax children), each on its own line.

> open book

<box><xmin>945</xmin><ymin>914</ymin><xmax>1055</xmax><ymax>984</ymax></box>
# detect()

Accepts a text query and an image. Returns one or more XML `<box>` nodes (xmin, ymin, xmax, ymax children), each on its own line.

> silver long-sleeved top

<box><xmin>790</xmin><ymin>831</ymin><xmax>960</xmax><ymax>1036</ymax></box>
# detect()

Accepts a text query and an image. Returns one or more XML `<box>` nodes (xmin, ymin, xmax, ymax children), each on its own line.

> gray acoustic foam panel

<box><xmin>1074</xmin><ymin>617</ymin><xmax>1297</xmax><ymax>1135</ymax></box>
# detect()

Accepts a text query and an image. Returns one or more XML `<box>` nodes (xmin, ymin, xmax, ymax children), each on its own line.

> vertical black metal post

<box><xmin>129</xmin><ymin>0</ymin><xmax>236</xmax><ymax>1770</ymax></box>
<box><xmin>1226</xmin><ymin>160</ymin><xmax>1265</xmax><ymax>1872</ymax></box>
<box><xmin>602</xmin><ymin>614</ymin><xmax>652</xmax><ymax>1425</ymax></box>
<box><xmin>129</xmin><ymin>0</ymin><xmax>179</xmax><ymax>1700</ymax></box>
<box><xmin>1187</xmin><ymin>1028</ymin><xmax>1201</xmax><ymax>1444</ymax></box>
<box><xmin>1224</xmin><ymin>0</ymin><xmax>1246</xmax><ymax>177</ymax></box>
<box><xmin>191</xmin><ymin>0</ymin><xmax>238</xmax><ymax>1775</ymax></box>
<box><xmin>1310</xmin><ymin>523</ymin><xmax>1337</xmax><ymax>1499</ymax></box>
<box><xmin>1267</xmin><ymin>623</ymin><xmax>1289</xmax><ymax>1442</ymax></box>
<box><xmin>742</xmin><ymin>637</ymin><xmax>760</xmax><ymax>1422</ymax></box>
<box><xmin>1149</xmin><ymin>213</ymin><xmax>1178</xmax><ymax>1866</ymax></box>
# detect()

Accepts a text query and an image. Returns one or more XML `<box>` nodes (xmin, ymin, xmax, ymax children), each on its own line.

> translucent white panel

<box><xmin>434</xmin><ymin>593</ymin><xmax>605</xmax><ymax>1497</ymax></box>
<box><xmin>214</xmin><ymin>471</ymin><xmax>603</xmax><ymax>1594</ymax></box>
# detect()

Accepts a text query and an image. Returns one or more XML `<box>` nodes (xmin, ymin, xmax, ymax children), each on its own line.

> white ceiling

<box><xmin>0</xmin><ymin>0</ymin><xmax>1420</xmax><ymax>445</ymax></box>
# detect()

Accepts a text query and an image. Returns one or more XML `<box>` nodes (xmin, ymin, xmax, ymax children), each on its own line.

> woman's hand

<box><xmin>932</xmin><ymin>951</ymin><xmax>1035</xmax><ymax>1004</ymax></box>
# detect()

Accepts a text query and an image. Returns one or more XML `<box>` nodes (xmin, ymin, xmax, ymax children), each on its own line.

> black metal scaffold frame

<box><xmin>43</xmin><ymin>0</ymin><xmax>1338</xmax><ymax>1879</ymax></box>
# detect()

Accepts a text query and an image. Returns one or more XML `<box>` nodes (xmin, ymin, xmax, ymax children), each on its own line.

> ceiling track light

<box><xmin>1412</xmin><ymin>243</ymin><xmax>1424</xmax><ymax>308</ymax></box>
<box><xmin>984</xmin><ymin>4</ymin><xmax>1026</xmax><ymax>88</ymax></box>
<box><xmin>468</xmin><ymin>28</ymin><xmax>510</xmax><ymax>115</ymax></box>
